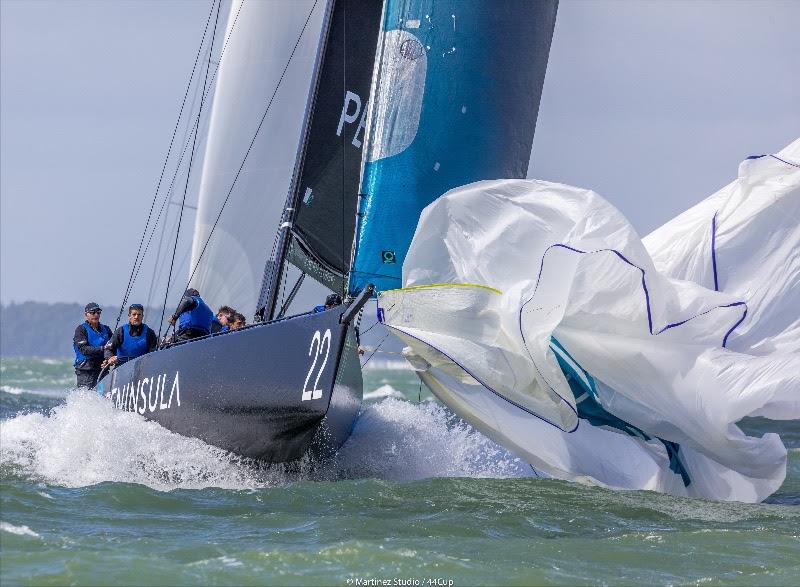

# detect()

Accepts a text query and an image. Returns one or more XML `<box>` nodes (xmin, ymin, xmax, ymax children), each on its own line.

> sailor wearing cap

<box><xmin>102</xmin><ymin>304</ymin><xmax>158</xmax><ymax>368</ymax></box>
<box><xmin>72</xmin><ymin>302</ymin><xmax>112</xmax><ymax>388</ymax></box>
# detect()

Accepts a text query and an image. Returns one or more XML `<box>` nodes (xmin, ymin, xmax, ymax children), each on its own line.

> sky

<box><xmin>1</xmin><ymin>0</ymin><xmax>798</xmax><ymax>307</ymax></box>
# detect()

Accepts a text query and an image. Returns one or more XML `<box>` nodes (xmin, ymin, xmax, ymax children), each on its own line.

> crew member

<box><xmin>230</xmin><ymin>312</ymin><xmax>246</xmax><ymax>330</ymax></box>
<box><xmin>72</xmin><ymin>302</ymin><xmax>112</xmax><ymax>388</ymax></box>
<box><xmin>169</xmin><ymin>288</ymin><xmax>213</xmax><ymax>341</ymax></box>
<box><xmin>311</xmin><ymin>294</ymin><xmax>364</xmax><ymax>355</ymax></box>
<box><xmin>103</xmin><ymin>304</ymin><xmax>158</xmax><ymax>367</ymax></box>
<box><xmin>212</xmin><ymin>305</ymin><xmax>235</xmax><ymax>333</ymax></box>
<box><xmin>313</xmin><ymin>293</ymin><xmax>342</xmax><ymax>313</ymax></box>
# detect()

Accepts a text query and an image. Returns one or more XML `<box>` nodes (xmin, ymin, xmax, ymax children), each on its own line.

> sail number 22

<box><xmin>302</xmin><ymin>329</ymin><xmax>331</xmax><ymax>401</ymax></box>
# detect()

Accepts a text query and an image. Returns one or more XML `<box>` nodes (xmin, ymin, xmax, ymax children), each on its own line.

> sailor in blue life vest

<box><xmin>169</xmin><ymin>288</ymin><xmax>214</xmax><ymax>342</ymax></box>
<box><xmin>102</xmin><ymin>304</ymin><xmax>158</xmax><ymax>368</ymax></box>
<box><xmin>313</xmin><ymin>293</ymin><xmax>342</xmax><ymax>313</ymax></box>
<box><xmin>72</xmin><ymin>302</ymin><xmax>112</xmax><ymax>388</ymax></box>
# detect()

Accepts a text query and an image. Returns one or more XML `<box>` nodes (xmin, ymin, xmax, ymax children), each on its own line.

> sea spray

<box><xmin>327</xmin><ymin>398</ymin><xmax>530</xmax><ymax>481</ymax></box>
<box><xmin>1</xmin><ymin>363</ymin><xmax>798</xmax><ymax>586</ymax></box>
<box><xmin>0</xmin><ymin>390</ymin><xmax>268</xmax><ymax>490</ymax></box>
<box><xmin>1</xmin><ymin>390</ymin><xmax>528</xmax><ymax>491</ymax></box>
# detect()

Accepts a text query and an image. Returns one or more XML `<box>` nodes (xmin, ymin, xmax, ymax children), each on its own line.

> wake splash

<box><xmin>0</xmin><ymin>390</ymin><xmax>529</xmax><ymax>491</ymax></box>
<box><xmin>329</xmin><ymin>397</ymin><xmax>531</xmax><ymax>481</ymax></box>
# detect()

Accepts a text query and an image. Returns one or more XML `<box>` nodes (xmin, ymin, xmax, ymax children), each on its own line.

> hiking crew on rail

<box><xmin>102</xmin><ymin>303</ymin><xmax>158</xmax><ymax>368</ymax></box>
<box><xmin>73</xmin><ymin>302</ymin><xmax>112</xmax><ymax>388</ymax></box>
<box><xmin>74</xmin><ymin>289</ymin><xmax>358</xmax><ymax>389</ymax></box>
<box><xmin>169</xmin><ymin>288</ymin><xmax>214</xmax><ymax>342</ymax></box>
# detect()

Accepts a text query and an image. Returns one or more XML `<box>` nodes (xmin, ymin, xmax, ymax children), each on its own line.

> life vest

<box><xmin>313</xmin><ymin>304</ymin><xmax>326</xmax><ymax>313</ymax></box>
<box><xmin>73</xmin><ymin>322</ymin><xmax>111</xmax><ymax>366</ymax></box>
<box><xmin>177</xmin><ymin>295</ymin><xmax>213</xmax><ymax>334</ymax></box>
<box><xmin>116</xmin><ymin>323</ymin><xmax>151</xmax><ymax>364</ymax></box>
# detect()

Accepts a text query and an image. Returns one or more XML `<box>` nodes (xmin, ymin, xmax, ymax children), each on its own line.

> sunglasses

<box><xmin>87</xmin><ymin>310</ymin><xmax>102</xmax><ymax>315</ymax></box>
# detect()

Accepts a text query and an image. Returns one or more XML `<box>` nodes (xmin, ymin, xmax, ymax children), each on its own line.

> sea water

<box><xmin>1</xmin><ymin>357</ymin><xmax>798</xmax><ymax>585</ymax></box>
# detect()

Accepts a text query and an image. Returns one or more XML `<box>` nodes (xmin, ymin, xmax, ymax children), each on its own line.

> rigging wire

<box><xmin>130</xmin><ymin>1</ymin><xmax>246</xmax><ymax>312</ymax></box>
<box><xmin>144</xmin><ymin>57</ymin><xmax>206</xmax><ymax>312</ymax></box>
<box><xmin>123</xmin><ymin>0</ymin><xmax>245</xmax><ymax>324</ymax></box>
<box><xmin>158</xmin><ymin>0</ymin><xmax>222</xmax><ymax>338</ymax></box>
<box><xmin>360</xmin><ymin>332</ymin><xmax>390</xmax><ymax>369</ymax></box>
<box><xmin>114</xmin><ymin>0</ymin><xmax>219</xmax><ymax>329</ymax></box>
<box><xmin>180</xmin><ymin>0</ymin><xmax>320</xmax><ymax>306</ymax></box>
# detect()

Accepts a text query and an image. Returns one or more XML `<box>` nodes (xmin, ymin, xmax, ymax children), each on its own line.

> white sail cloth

<box><xmin>190</xmin><ymin>0</ymin><xmax>324</xmax><ymax>316</ymax></box>
<box><xmin>379</xmin><ymin>139</ymin><xmax>800</xmax><ymax>502</ymax></box>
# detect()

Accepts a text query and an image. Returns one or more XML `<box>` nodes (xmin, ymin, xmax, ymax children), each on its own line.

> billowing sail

<box><xmin>348</xmin><ymin>0</ymin><xmax>559</xmax><ymax>295</ymax></box>
<box><xmin>380</xmin><ymin>140</ymin><xmax>800</xmax><ymax>502</ymax></box>
<box><xmin>288</xmin><ymin>0</ymin><xmax>384</xmax><ymax>291</ymax></box>
<box><xmin>189</xmin><ymin>0</ymin><xmax>326</xmax><ymax>315</ymax></box>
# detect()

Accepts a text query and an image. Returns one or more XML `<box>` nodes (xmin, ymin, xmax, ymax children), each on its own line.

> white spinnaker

<box><xmin>189</xmin><ymin>0</ymin><xmax>324</xmax><ymax>316</ymax></box>
<box><xmin>643</xmin><ymin>139</ymin><xmax>800</xmax><ymax>357</ymax></box>
<box><xmin>380</xmin><ymin>139</ymin><xmax>799</xmax><ymax>502</ymax></box>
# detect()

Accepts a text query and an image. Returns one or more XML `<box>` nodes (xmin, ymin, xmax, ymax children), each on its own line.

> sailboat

<box><xmin>95</xmin><ymin>0</ymin><xmax>560</xmax><ymax>462</ymax></box>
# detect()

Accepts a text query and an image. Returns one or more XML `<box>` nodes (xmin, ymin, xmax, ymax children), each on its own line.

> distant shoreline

<box><xmin>0</xmin><ymin>301</ymin><xmax>162</xmax><ymax>358</ymax></box>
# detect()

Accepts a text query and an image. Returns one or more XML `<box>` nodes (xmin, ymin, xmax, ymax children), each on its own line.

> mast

<box><xmin>255</xmin><ymin>0</ymin><xmax>336</xmax><ymax>322</ymax></box>
<box><xmin>257</xmin><ymin>0</ymin><xmax>384</xmax><ymax>320</ymax></box>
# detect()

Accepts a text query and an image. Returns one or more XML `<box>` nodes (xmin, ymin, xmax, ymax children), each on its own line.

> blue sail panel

<box><xmin>348</xmin><ymin>0</ymin><xmax>558</xmax><ymax>295</ymax></box>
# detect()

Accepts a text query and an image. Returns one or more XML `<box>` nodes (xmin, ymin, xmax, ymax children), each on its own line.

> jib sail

<box><xmin>287</xmin><ymin>0</ymin><xmax>384</xmax><ymax>291</ymax></box>
<box><xmin>189</xmin><ymin>0</ymin><xmax>328</xmax><ymax>316</ymax></box>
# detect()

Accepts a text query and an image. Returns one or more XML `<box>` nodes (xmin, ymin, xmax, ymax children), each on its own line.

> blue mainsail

<box><xmin>348</xmin><ymin>0</ymin><xmax>558</xmax><ymax>295</ymax></box>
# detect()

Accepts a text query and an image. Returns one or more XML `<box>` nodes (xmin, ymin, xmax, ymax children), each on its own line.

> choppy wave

<box><xmin>328</xmin><ymin>398</ymin><xmax>530</xmax><ymax>481</ymax></box>
<box><xmin>0</xmin><ymin>391</ymin><xmax>265</xmax><ymax>490</ymax></box>
<box><xmin>0</xmin><ymin>385</ymin><xmax>24</xmax><ymax>395</ymax></box>
<box><xmin>0</xmin><ymin>390</ymin><xmax>528</xmax><ymax>491</ymax></box>
<box><xmin>0</xmin><ymin>521</ymin><xmax>40</xmax><ymax>538</ymax></box>
<box><xmin>363</xmin><ymin>383</ymin><xmax>406</xmax><ymax>400</ymax></box>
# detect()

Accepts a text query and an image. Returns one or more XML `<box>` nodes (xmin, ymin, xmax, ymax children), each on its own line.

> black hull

<box><xmin>96</xmin><ymin>309</ymin><xmax>362</xmax><ymax>462</ymax></box>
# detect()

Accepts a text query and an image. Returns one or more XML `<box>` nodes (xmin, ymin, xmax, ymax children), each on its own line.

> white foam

<box><xmin>1</xmin><ymin>385</ymin><xmax>25</xmax><ymax>395</ymax></box>
<box><xmin>0</xmin><ymin>390</ymin><xmax>274</xmax><ymax>491</ymax></box>
<box><xmin>327</xmin><ymin>398</ymin><xmax>531</xmax><ymax>481</ymax></box>
<box><xmin>0</xmin><ymin>522</ymin><xmax>40</xmax><ymax>538</ymax></box>
<box><xmin>362</xmin><ymin>358</ymin><xmax>412</xmax><ymax>371</ymax></box>
<box><xmin>363</xmin><ymin>384</ymin><xmax>405</xmax><ymax>400</ymax></box>
<box><xmin>0</xmin><ymin>391</ymin><xmax>530</xmax><ymax>491</ymax></box>
<box><xmin>1</xmin><ymin>385</ymin><xmax>66</xmax><ymax>398</ymax></box>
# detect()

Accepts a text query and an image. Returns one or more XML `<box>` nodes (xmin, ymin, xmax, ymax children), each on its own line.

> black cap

<box><xmin>185</xmin><ymin>288</ymin><xmax>200</xmax><ymax>297</ymax></box>
<box><xmin>129</xmin><ymin>303</ymin><xmax>144</xmax><ymax>312</ymax></box>
<box><xmin>325</xmin><ymin>293</ymin><xmax>342</xmax><ymax>306</ymax></box>
<box><xmin>84</xmin><ymin>302</ymin><xmax>102</xmax><ymax>313</ymax></box>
